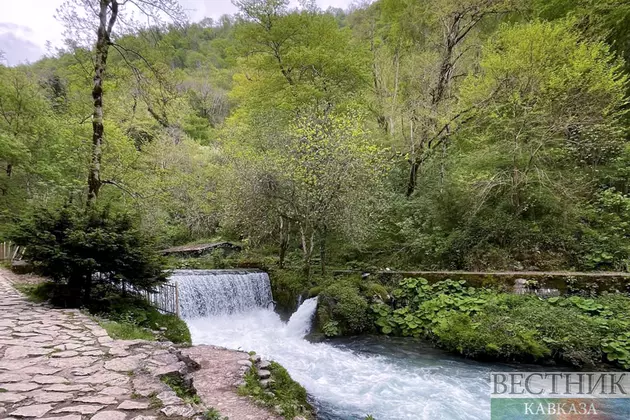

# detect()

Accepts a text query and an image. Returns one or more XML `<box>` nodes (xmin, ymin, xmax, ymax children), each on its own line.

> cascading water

<box><xmin>170</xmin><ymin>270</ymin><xmax>273</xmax><ymax>318</ymax></box>
<box><xmin>173</xmin><ymin>270</ymin><xmax>502</xmax><ymax>419</ymax></box>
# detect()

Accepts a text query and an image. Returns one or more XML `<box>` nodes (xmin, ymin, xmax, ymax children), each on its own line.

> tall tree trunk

<box><xmin>406</xmin><ymin>118</ymin><xmax>417</xmax><ymax>197</ymax></box>
<box><xmin>319</xmin><ymin>227</ymin><xmax>327</xmax><ymax>275</ymax></box>
<box><xmin>87</xmin><ymin>0</ymin><xmax>118</xmax><ymax>206</ymax></box>
<box><xmin>83</xmin><ymin>274</ymin><xmax>93</xmax><ymax>303</ymax></box>
<box><xmin>278</xmin><ymin>216</ymin><xmax>289</xmax><ymax>268</ymax></box>
<box><xmin>390</xmin><ymin>47</ymin><xmax>400</xmax><ymax>136</ymax></box>
<box><xmin>300</xmin><ymin>225</ymin><xmax>314</xmax><ymax>280</ymax></box>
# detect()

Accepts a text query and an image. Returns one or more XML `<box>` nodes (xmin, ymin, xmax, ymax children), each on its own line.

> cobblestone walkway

<box><xmin>0</xmin><ymin>272</ymin><xmax>199</xmax><ymax>420</ymax></box>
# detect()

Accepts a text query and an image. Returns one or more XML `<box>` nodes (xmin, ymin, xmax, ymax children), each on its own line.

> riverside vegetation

<box><xmin>2</xmin><ymin>0</ymin><xmax>630</xmax><ymax>384</ymax></box>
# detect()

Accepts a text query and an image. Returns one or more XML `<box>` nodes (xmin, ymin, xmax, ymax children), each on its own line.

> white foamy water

<box><xmin>182</xmin><ymin>298</ymin><xmax>492</xmax><ymax>419</ymax></box>
<box><xmin>171</xmin><ymin>270</ymin><xmax>273</xmax><ymax>318</ymax></box>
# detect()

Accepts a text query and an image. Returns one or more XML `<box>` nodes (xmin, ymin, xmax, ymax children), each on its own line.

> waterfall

<box><xmin>169</xmin><ymin>269</ymin><xmax>273</xmax><ymax>319</ymax></box>
<box><xmin>286</xmin><ymin>297</ymin><xmax>317</xmax><ymax>337</ymax></box>
<box><xmin>185</xmin><ymin>296</ymin><xmax>497</xmax><ymax>420</ymax></box>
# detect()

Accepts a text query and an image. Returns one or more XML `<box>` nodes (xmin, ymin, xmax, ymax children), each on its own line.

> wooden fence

<box><xmin>137</xmin><ymin>282</ymin><xmax>180</xmax><ymax>317</ymax></box>
<box><xmin>0</xmin><ymin>241</ymin><xmax>25</xmax><ymax>262</ymax></box>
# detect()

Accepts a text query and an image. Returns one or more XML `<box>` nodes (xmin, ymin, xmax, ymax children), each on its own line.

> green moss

<box><xmin>268</xmin><ymin>268</ymin><xmax>311</xmax><ymax>313</ymax></box>
<box><xmin>149</xmin><ymin>394</ymin><xmax>163</xmax><ymax>409</ymax></box>
<box><xmin>308</xmin><ymin>286</ymin><xmax>322</xmax><ymax>297</ymax></box>
<box><xmin>239</xmin><ymin>361</ymin><xmax>313</xmax><ymax>419</ymax></box>
<box><xmin>317</xmin><ymin>280</ymin><xmax>371</xmax><ymax>336</ymax></box>
<box><xmin>361</xmin><ymin>282</ymin><xmax>389</xmax><ymax>302</ymax></box>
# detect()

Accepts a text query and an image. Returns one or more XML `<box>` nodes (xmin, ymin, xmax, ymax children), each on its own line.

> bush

<box><xmin>317</xmin><ymin>280</ymin><xmax>371</xmax><ymax>336</ymax></box>
<box><xmin>372</xmin><ymin>277</ymin><xmax>630</xmax><ymax>368</ymax></box>
<box><xmin>11</xmin><ymin>203</ymin><xmax>166</xmax><ymax>306</ymax></box>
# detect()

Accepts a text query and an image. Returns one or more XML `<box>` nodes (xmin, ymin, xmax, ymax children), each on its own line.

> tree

<box><xmin>0</xmin><ymin>65</ymin><xmax>87</xmax><ymax>231</ymax></box>
<box><xmin>11</xmin><ymin>204</ymin><xmax>166</xmax><ymax>305</ymax></box>
<box><xmin>226</xmin><ymin>111</ymin><xmax>386</xmax><ymax>276</ymax></box>
<box><xmin>407</xmin><ymin>19</ymin><xmax>628</xmax><ymax>268</ymax></box>
<box><xmin>351</xmin><ymin>0</ymin><xmax>521</xmax><ymax>196</ymax></box>
<box><xmin>56</xmin><ymin>0</ymin><xmax>186</xmax><ymax>205</ymax></box>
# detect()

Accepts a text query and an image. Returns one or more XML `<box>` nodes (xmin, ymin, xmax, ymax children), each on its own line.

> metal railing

<box><xmin>0</xmin><ymin>241</ymin><xmax>25</xmax><ymax>262</ymax></box>
<box><xmin>137</xmin><ymin>282</ymin><xmax>180</xmax><ymax>317</ymax></box>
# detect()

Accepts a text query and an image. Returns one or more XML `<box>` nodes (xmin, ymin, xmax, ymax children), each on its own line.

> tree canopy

<box><xmin>2</xmin><ymin>0</ymin><xmax>630</xmax><ymax>274</ymax></box>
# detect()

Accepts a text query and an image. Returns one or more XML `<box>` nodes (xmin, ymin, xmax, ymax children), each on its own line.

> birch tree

<box><xmin>56</xmin><ymin>0</ymin><xmax>186</xmax><ymax>205</ymax></box>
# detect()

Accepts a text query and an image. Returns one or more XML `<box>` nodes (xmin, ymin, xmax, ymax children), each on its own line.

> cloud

<box><xmin>0</xmin><ymin>32</ymin><xmax>43</xmax><ymax>66</ymax></box>
<box><xmin>0</xmin><ymin>0</ymin><xmax>357</xmax><ymax>66</ymax></box>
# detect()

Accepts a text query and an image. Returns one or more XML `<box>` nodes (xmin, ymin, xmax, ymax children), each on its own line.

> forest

<box><xmin>2</xmin><ymin>0</ymin><xmax>630</xmax><ymax>276</ymax></box>
<box><xmin>4</xmin><ymin>2</ymin><xmax>630</xmax><ymax>417</ymax></box>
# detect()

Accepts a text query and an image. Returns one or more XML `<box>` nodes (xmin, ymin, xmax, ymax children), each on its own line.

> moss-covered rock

<box><xmin>239</xmin><ymin>359</ymin><xmax>313</xmax><ymax>419</ymax></box>
<box><xmin>316</xmin><ymin>280</ymin><xmax>372</xmax><ymax>337</ymax></box>
<box><xmin>269</xmin><ymin>269</ymin><xmax>311</xmax><ymax>315</ymax></box>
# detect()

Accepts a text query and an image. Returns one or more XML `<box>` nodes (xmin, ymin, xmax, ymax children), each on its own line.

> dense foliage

<box><xmin>372</xmin><ymin>278</ymin><xmax>630</xmax><ymax>368</ymax></box>
<box><xmin>2</xmin><ymin>0</ymin><xmax>630</xmax><ymax>275</ymax></box>
<box><xmin>11</xmin><ymin>204</ymin><xmax>166</xmax><ymax>306</ymax></box>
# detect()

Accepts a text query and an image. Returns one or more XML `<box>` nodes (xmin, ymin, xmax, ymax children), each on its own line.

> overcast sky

<box><xmin>1</xmin><ymin>0</ymin><xmax>354</xmax><ymax>66</ymax></box>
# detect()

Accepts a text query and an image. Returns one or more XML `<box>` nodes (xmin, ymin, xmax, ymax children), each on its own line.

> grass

<box><xmin>14</xmin><ymin>282</ymin><xmax>56</xmax><ymax>303</ymax></box>
<box><xmin>99</xmin><ymin>320</ymin><xmax>155</xmax><ymax>341</ymax></box>
<box><xmin>238</xmin><ymin>361</ymin><xmax>313</xmax><ymax>419</ymax></box>
<box><xmin>149</xmin><ymin>394</ymin><xmax>163</xmax><ymax>409</ymax></box>
<box><xmin>205</xmin><ymin>408</ymin><xmax>229</xmax><ymax>420</ymax></box>
<box><xmin>161</xmin><ymin>373</ymin><xmax>202</xmax><ymax>405</ymax></box>
<box><xmin>88</xmin><ymin>295</ymin><xmax>191</xmax><ymax>345</ymax></box>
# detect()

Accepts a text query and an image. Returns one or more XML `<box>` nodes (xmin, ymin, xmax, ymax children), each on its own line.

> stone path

<box><xmin>0</xmin><ymin>271</ymin><xmax>201</xmax><ymax>420</ymax></box>
<box><xmin>182</xmin><ymin>346</ymin><xmax>281</xmax><ymax>420</ymax></box>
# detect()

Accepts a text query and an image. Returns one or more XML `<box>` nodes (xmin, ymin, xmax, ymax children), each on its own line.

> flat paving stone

<box><xmin>117</xmin><ymin>400</ymin><xmax>150</xmax><ymax>410</ymax></box>
<box><xmin>4</xmin><ymin>346</ymin><xmax>50</xmax><ymax>358</ymax></box>
<box><xmin>98</xmin><ymin>386</ymin><xmax>131</xmax><ymax>396</ymax></box>
<box><xmin>0</xmin><ymin>392</ymin><xmax>27</xmax><ymax>403</ymax></box>
<box><xmin>51</xmin><ymin>350</ymin><xmax>80</xmax><ymax>358</ymax></box>
<box><xmin>92</xmin><ymin>411</ymin><xmax>128</xmax><ymax>420</ymax></box>
<box><xmin>43</xmin><ymin>384</ymin><xmax>89</xmax><ymax>392</ymax></box>
<box><xmin>10</xmin><ymin>404</ymin><xmax>54</xmax><ymax>418</ymax></box>
<box><xmin>1</xmin><ymin>382</ymin><xmax>41</xmax><ymax>392</ymax></box>
<box><xmin>0</xmin><ymin>373</ymin><xmax>32</xmax><ymax>382</ymax></box>
<box><xmin>32</xmin><ymin>375</ymin><xmax>69</xmax><ymax>385</ymax></box>
<box><xmin>28</xmin><ymin>391</ymin><xmax>74</xmax><ymax>403</ymax></box>
<box><xmin>53</xmin><ymin>404</ymin><xmax>105</xmax><ymax>414</ymax></box>
<box><xmin>75</xmin><ymin>395</ymin><xmax>118</xmax><ymax>405</ymax></box>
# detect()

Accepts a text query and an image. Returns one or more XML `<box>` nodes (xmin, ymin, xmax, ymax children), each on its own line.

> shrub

<box><xmin>317</xmin><ymin>281</ymin><xmax>371</xmax><ymax>336</ymax></box>
<box><xmin>361</xmin><ymin>282</ymin><xmax>389</xmax><ymax>302</ymax></box>
<box><xmin>372</xmin><ymin>277</ymin><xmax>630</xmax><ymax>368</ymax></box>
<box><xmin>11</xmin><ymin>204</ymin><xmax>166</xmax><ymax>306</ymax></box>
